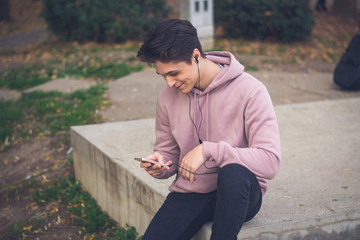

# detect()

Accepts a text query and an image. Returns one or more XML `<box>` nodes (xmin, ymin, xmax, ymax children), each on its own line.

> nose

<box><xmin>164</xmin><ymin>76</ymin><xmax>176</xmax><ymax>88</ymax></box>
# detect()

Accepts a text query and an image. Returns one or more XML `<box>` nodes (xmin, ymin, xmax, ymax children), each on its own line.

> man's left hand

<box><xmin>179</xmin><ymin>144</ymin><xmax>204</xmax><ymax>184</ymax></box>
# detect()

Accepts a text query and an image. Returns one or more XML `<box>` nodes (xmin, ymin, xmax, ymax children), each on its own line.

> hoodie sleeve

<box><xmin>152</xmin><ymin>92</ymin><xmax>180</xmax><ymax>179</ymax></box>
<box><xmin>203</xmin><ymin>84</ymin><xmax>281</xmax><ymax>180</ymax></box>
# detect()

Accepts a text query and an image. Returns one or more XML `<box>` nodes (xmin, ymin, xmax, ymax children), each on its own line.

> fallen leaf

<box><xmin>33</xmin><ymin>229</ymin><xmax>42</xmax><ymax>233</ymax></box>
<box><xmin>50</xmin><ymin>208</ymin><xmax>59</xmax><ymax>215</ymax></box>
<box><xmin>26</xmin><ymin>202</ymin><xmax>37</xmax><ymax>210</ymax></box>
<box><xmin>56</xmin><ymin>215</ymin><xmax>61</xmax><ymax>225</ymax></box>
<box><xmin>23</xmin><ymin>225</ymin><xmax>33</xmax><ymax>231</ymax></box>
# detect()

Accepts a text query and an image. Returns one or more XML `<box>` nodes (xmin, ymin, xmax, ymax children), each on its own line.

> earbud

<box><xmin>194</xmin><ymin>55</ymin><xmax>199</xmax><ymax>63</ymax></box>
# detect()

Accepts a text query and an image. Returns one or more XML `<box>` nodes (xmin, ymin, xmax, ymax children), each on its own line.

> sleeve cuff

<box><xmin>203</xmin><ymin>141</ymin><xmax>217</xmax><ymax>163</ymax></box>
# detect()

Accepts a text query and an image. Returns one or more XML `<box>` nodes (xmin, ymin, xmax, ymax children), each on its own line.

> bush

<box><xmin>42</xmin><ymin>0</ymin><xmax>171</xmax><ymax>42</ymax></box>
<box><xmin>215</xmin><ymin>0</ymin><xmax>314</xmax><ymax>42</ymax></box>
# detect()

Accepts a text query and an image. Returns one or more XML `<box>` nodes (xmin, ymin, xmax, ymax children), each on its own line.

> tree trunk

<box><xmin>333</xmin><ymin>0</ymin><xmax>357</xmax><ymax>20</ymax></box>
<box><xmin>0</xmin><ymin>0</ymin><xmax>11</xmax><ymax>21</ymax></box>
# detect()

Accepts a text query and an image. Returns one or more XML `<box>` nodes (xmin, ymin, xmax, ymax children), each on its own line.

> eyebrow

<box><xmin>156</xmin><ymin>70</ymin><xmax>178</xmax><ymax>77</ymax></box>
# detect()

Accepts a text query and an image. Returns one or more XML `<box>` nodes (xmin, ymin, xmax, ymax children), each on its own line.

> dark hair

<box><xmin>137</xmin><ymin>19</ymin><xmax>204</xmax><ymax>64</ymax></box>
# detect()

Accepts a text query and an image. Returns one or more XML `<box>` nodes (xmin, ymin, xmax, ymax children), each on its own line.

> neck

<box><xmin>197</xmin><ymin>58</ymin><xmax>222</xmax><ymax>91</ymax></box>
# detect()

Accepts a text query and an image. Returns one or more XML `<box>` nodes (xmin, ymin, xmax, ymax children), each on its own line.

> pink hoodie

<box><xmin>153</xmin><ymin>51</ymin><xmax>281</xmax><ymax>195</ymax></box>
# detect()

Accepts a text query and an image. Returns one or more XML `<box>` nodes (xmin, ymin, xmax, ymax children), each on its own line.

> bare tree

<box><xmin>0</xmin><ymin>0</ymin><xmax>11</xmax><ymax>21</ymax></box>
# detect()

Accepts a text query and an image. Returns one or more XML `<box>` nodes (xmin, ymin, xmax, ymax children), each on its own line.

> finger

<box><xmin>148</xmin><ymin>169</ymin><xmax>160</xmax><ymax>175</ymax></box>
<box><xmin>183</xmin><ymin>169</ymin><xmax>190</xmax><ymax>182</ymax></box>
<box><xmin>185</xmin><ymin>165</ymin><xmax>193</xmax><ymax>181</ymax></box>
<box><xmin>179</xmin><ymin>164</ymin><xmax>187</xmax><ymax>180</ymax></box>
<box><xmin>140</xmin><ymin>162</ymin><xmax>152</xmax><ymax>168</ymax></box>
<box><xmin>189</xmin><ymin>173</ymin><xmax>195</xmax><ymax>184</ymax></box>
<box><xmin>162</xmin><ymin>161</ymin><xmax>171</xmax><ymax>171</ymax></box>
<box><xmin>150</xmin><ymin>163</ymin><xmax>161</xmax><ymax>170</ymax></box>
<box><xmin>178</xmin><ymin>164</ymin><xmax>183</xmax><ymax>176</ymax></box>
<box><xmin>186</xmin><ymin>169</ymin><xmax>192</xmax><ymax>182</ymax></box>
<box><xmin>184</xmin><ymin>162</ymin><xmax>192</xmax><ymax>180</ymax></box>
<box><xmin>148</xmin><ymin>166</ymin><xmax>166</xmax><ymax>176</ymax></box>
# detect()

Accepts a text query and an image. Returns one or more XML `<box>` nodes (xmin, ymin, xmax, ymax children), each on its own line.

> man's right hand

<box><xmin>140</xmin><ymin>152</ymin><xmax>172</xmax><ymax>177</ymax></box>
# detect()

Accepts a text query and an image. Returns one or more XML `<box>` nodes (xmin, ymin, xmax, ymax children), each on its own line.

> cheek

<box><xmin>184</xmin><ymin>72</ymin><xmax>197</xmax><ymax>83</ymax></box>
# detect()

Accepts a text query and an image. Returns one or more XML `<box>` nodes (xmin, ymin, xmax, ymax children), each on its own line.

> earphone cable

<box><xmin>169</xmin><ymin>162</ymin><xmax>218</xmax><ymax>175</ymax></box>
<box><xmin>196</xmin><ymin>61</ymin><xmax>203</xmax><ymax>142</ymax></box>
<box><xmin>187</xmin><ymin>93</ymin><xmax>202</xmax><ymax>144</ymax></box>
<box><xmin>186</xmin><ymin>61</ymin><xmax>203</xmax><ymax>144</ymax></box>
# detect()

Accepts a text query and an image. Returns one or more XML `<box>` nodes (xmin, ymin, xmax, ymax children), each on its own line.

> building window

<box><xmin>195</xmin><ymin>1</ymin><xmax>200</xmax><ymax>12</ymax></box>
<box><xmin>204</xmin><ymin>0</ymin><xmax>208</xmax><ymax>11</ymax></box>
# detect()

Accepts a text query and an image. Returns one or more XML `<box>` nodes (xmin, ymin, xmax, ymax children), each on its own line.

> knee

<box><xmin>218</xmin><ymin>164</ymin><xmax>253</xmax><ymax>191</ymax></box>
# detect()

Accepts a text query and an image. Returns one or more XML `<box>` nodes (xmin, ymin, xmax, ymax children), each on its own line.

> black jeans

<box><xmin>143</xmin><ymin>164</ymin><xmax>262</xmax><ymax>240</ymax></box>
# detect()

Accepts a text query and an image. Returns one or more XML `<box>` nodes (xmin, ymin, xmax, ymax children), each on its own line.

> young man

<box><xmin>136</xmin><ymin>19</ymin><xmax>281</xmax><ymax>240</ymax></box>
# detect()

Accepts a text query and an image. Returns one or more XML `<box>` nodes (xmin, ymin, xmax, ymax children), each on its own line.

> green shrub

<box><xmin>42</xmin><ymin>0</ymin><xmax>171</xmax><ymax>42</ymax></box>
<box><xmin>215</xmin><ymin>0</ymin><xmax>314</xmax><ymax>42</ymax></box>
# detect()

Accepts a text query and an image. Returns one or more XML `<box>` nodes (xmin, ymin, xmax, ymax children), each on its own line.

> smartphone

<box><xmin>134</xmin><ymin>157</ymin><xmax>168</xmax><ymax>167</ymax></box>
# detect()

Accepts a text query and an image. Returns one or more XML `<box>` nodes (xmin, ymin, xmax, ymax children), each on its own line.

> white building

<box><xmin>180</xmin><ymin>0</ymin><xmax>214</xmax><ymax>50</ymax></box>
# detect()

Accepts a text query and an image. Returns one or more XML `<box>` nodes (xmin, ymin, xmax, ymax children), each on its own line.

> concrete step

<box><xmin>70</xmin><ymin>97</ymin><xmax>360</xmax><ymax>239</ymax></box>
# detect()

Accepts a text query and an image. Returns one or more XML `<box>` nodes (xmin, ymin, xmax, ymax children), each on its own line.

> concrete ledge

<box><xmin>71</xmin><ymin>97</ymin><xmax>360</xmax><ymax>239</ymax></box>
<box><xmin>71</xmin><ymin>119</ymin><xmax>174</xmax><ymax>233</ymax></box>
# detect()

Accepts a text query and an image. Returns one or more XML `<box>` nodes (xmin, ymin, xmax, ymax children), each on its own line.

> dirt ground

<box><xmin>0</xmin><ymin>135</ymin><xmax>79</xmax><ymax>238</ymax></box>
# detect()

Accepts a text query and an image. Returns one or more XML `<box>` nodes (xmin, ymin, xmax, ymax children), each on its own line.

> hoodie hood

<box><xmin>187</xmin><ymin>51</ymin><xmax>245</xmax><ymax>144</ymax></box>
<box><xmin>186</xmin><ymin>51</ymin><xmax>245</xmax><ymax>145</ymax></box>
<box><xmin>198</xmin><ymin>51</ymin><xmax>245</xmax><ymax>95</ymax></box>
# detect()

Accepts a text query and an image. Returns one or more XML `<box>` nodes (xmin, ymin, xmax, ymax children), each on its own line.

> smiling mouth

<box><xmin>176</xmin><ymin>83</ymin><xmax>184</xmax><ymax>89</ymax></box>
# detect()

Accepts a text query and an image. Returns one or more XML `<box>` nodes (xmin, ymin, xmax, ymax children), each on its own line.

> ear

<box><xmin>192</xmin><ymin>48</ymin><xmax>201</xmax><ymax>63</ymax></box>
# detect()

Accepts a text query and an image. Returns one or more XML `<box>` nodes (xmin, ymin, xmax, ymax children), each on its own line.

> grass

<box><xmin>2</xmin><ymin>177</ymin><xmax>41</xmax><ymax>201</ymax></box>
<box><xmin>2</xmin><ymin>162</ymin><xmax>142</xmax><ymax>240</ymax></box>
<box><xmin>246</xmin><ymin>66</ymin><xmax>260</xmax><ymax>71</ymax></box>
<box><xmin>0</xmin><ymin>64</ymin><xmax>51</xmax><ymax>90</ymax></box>
<box><xmin>0</xmin><ymin>84</ymin><xmax>109</xmax><ymax>147</ymax></box>
<box><xmin>32</xmin><ymin>174</ymin><xmax>115</xmax><ymax>233</ymax></box>
<box><xmin>0</xmin><ymin>59</ymin><xmax>143</xmax><ymax>90</ymax></box>
<box><xmin>0</xmin><ymin>50</ymin><xmax>144</xmax><ymax>146</ymax></box>
<box><xmin>0</xmin><ymin>43</ymin><xmax>145</xmax><ymax>239</ymax></box>
<box><xmin>3</xmin><ymin>214</ymin><xmax>47</xmax><ymax>240</ymax></box>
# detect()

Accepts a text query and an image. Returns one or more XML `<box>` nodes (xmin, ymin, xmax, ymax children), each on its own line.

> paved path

<box><xmin>98</xmin><ymin>69</ymin><xmax>360</xmax><ymax>121</ymax></box>
<box><xmin>0</xmin><ymin>78</ymin><xmax>97</xmax><ymax>101</ymax></box>
<box><xmin>2</xmin><ymin>67</ymin><xmax>360</xmax><ymax>118</ymax></box>
<box><xmin>0</xmin><ymin>26</ymin><xmax>53</xmax><ymax>51</ymax></box>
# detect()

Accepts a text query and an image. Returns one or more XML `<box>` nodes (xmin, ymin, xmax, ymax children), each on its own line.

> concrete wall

<box><xmin>70</xmin><ymin>119</ymin><xmax>175</xmax><ymax>234</ymax></box>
